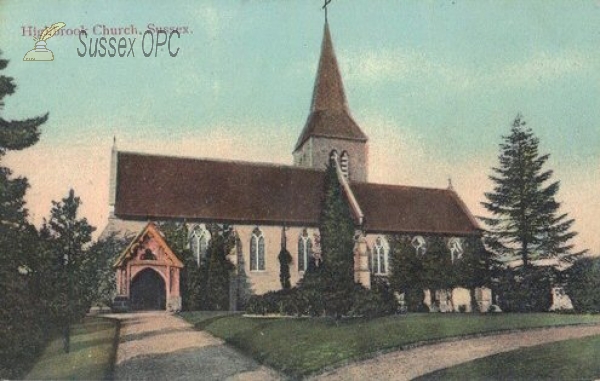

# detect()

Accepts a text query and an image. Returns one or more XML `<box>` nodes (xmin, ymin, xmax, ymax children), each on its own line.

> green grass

<box><xmin>25</xmin><ymin>317</ymin><xmax>119</xmax><ymax>381</ymax></box>
<box><xmin>182</xmin><ymin>312</ymin><xmax>600</xmax><ymax>378</ymax></box>
<box><xmin>416</xmin><ymin>334</ymin><xmax>600</xmax><ymax>381</ymax></box>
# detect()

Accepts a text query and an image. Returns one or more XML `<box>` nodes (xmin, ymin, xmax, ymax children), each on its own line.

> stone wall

<box><xmin>232</xmin><ymin>225</ymin><xmax>320</xmax><ymax>295</ymax></box>
<box><xmin>294</xmin><ymin>136</ymin><xmax>368</xmax><ymax>182</ymax></box>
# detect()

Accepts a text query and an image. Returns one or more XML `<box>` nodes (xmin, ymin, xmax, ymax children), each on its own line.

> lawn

<box><xmin>416</xmin><ymin>334</ymin><xmax>600</xmax><ymax>381</ymax></box>
<box><xmin>181</xmin><ymin>312</ymin><xmax>600</xmax><ymax>378</ymax></box>
<box><xmin>25</xmin><ymin>317</ymin><xmax>119</xmax><ymax>380</ymax></box>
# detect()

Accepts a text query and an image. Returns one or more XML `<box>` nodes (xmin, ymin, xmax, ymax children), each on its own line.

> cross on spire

<box><xmin>322</xmin><ymin>0</ymin><xmax>332</xmax><ymax>21</ymax></box>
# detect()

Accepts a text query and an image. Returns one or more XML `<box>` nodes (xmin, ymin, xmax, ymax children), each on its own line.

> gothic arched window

<box><xmin>297</xmin><ymin>229</ymin><xmax>313</xmax><ymax>272</ymax></box>
<box><xmin>250</xmin><ymin>227</ymin><xmax>265</xmax><ymax>271</ymax></box>
<box><xmin>340</xmin><ymin>151</ymin><xmax>349</xmax><ymax>178</ymax></box>
<box><xmin>448</xmin><ymin>237</ymin><xmax>464</xmax><ymax>263</ymax></box>
<box><xmin>189</xmin><ymin>224</ymin><xmax>211</xmax><ymax>265</ymax></box>
<box><xmin>373</xmin><ymin>236</ymin><xmax>389</xmax><ymax>275</ymax></box>
<box><xmin>412</xmin><ymin>236</ymin><xmax>427</xmax><ymax>256</ymax></box>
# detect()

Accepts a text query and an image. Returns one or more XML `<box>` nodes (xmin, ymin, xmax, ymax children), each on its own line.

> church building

<box><xmin>102</xmin><ymin>20</ymin><xmax>482</xmax><ymax>312</ymax></box>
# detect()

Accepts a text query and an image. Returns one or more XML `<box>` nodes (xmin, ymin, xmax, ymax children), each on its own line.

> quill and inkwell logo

<box><xmin>23</xmin><ymin>22</ymin><xmax>65</xmax><ymax>61</ymax></box>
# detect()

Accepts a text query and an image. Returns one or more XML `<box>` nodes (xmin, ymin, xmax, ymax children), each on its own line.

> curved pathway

<box><xmin>310</xmin><ymin>324</ymin><xmax>600</xmax><ymax>381</ymax></box>
<box><xmin>108</xmin><ymin>312</ymin><xmax>281</xmax><ymax>381</ymax></box>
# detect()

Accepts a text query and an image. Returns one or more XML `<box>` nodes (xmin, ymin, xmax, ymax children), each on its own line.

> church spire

<box><xmin>293</xmin><ymin>19</ymin><xmax>367</xmax><ymax>152</ymax></box>
<box><xmin>310</xmin><ymin>20</ymin><xmax>348</xmax><ymax>112</ymax></box>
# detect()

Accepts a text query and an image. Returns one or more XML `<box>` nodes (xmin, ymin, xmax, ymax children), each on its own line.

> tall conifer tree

<box><xmin>481</xmin><ymin>115</ymin><xmax>582</xmax><ymax>267</ymax></box>
<box><xmin>319</xmin><ymin>163</ymin><xmax>356</xmax><ymax>290</ymax></box>
<box><xmin>0</xmin><ymin>52</ymin><xmax>48</xmax><ymax>377</ymax></box>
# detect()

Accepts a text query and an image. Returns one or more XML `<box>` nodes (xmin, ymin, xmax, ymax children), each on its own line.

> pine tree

<box><xmin>0</xmin><ymin>52</ymin><xmax>48</xmax><ymax>377</ymax></box>
<box><xmin>316</xmin><ymin>164</ymin><xmax>357</xmax><ymax>317</ymax></box>
<box><xmin>481</xmin><ymin>115</ymin><xmax>582</xmax><ymax>267</ymax></box>
<box><xmin>40</xmin><ymin>189</ymin><xmax>95</xmax><ymax>352</ymax></box>
<box><xmin>0</xmin><ymin>51</ymin><xmax>48</xmax><ymax>295</ymax></box>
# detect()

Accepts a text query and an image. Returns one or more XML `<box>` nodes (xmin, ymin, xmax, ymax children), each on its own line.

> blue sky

<box><xmin>1</xmin><ymin>0</ymin><xmax>599</xmax><ymax>252</ymax></box>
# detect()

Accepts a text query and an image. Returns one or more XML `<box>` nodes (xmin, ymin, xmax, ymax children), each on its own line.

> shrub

<box><xmin>404</xmin><ymin>288</ymin><xmax>429</xmax><ymax>312</ymax></box>
<box><xmin>565</xmin><ymin>257</ymin><xmax>600</xmax><ymax>313</ymax></box>
<box><xmin>496</xmin><ymin>267</ymin><xmax>553</xmax><ymax>312</ymax></box>
<box><xmin>245</xmin><ymin>280</ymin><xmax>398</xmax><ymax>318</ymax></box>
<box><xmin>351</xmin><ymin>281</ymin><xmax>397</xmax><ymax>318</ymax></box>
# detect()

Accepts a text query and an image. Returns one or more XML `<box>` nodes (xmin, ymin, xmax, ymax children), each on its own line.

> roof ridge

<box><xmin>117</xmin><ymin>150</ymin><xmax>326</xmax><ymax>173</ymax></box>
<box><xmin>351</xmin><ymin>181</ymin><xmax>455</xmax><ymax>193</ymax></box>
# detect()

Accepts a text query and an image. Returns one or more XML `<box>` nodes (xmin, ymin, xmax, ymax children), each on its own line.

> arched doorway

<box><xmin>130</xmin><ymin>268</ymin><xmax>166</xmax><ymax>310</ymax></box>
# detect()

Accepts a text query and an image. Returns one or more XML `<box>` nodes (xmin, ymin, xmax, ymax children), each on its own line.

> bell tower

<box><xmin>293</xmin><ymin>19</ymin><xmax>368</xmax><ymax>182</ymax></box>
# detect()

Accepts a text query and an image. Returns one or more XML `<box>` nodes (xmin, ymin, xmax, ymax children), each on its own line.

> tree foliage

<box><xmin>318</xmin><ymin>164</ymin><xmax>356</xmax><ymax>290</ymax></box>
<box><xmin>297</xmin><ymin>164</ymin><xmax>358</xmax><ymax>317</ymax></box>
<box><xmin>160</xmin><ymin>222</ymin><xmax>235</xmax><ymax>311</ymax></box>
<box><xmin>565</xmin><ymin>256</ymin><xmax>600</xmax><ymax>313</ymax></box>
<box><xmin>0</xmin><ymin>51</ymin><xmax>48</xmax><ymax>378</ymax></box>
<box><xmin>204</xmin><ymin>224</ymin><xmax>235</xmax><ymax>310</ymax></box>
<box><xmin>389</xmin><ymin>235</ymin><xmax>491</xmax><ymax>312</ymax></box>
<box><xmin>39</xmin><ymin>189</ymin><xmax>96</xmax><ymax>352</ymax></box>
<box><xmin>86</xmin><ymin>233</ymin><xmax>129</xmax><ymax>307</ymax></box>
<box><xmin>159</xmin><ymin>221</ymin><xmax>203</xmax><ymax>310</ymax></box>
<box><xmin>481</xmin><ymin>115</ymin><xmax>582</xmax><ymax>266</ymax></box>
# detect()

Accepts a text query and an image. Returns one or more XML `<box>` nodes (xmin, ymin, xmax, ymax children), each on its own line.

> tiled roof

<box><xmin>350</xmin><ymin>182</ymin><xmax>481</xmax><ymax>236</ymax></box>
<box><xmin>114</xmin><ymin>152</ymin><xmax>325</xmax><ymax>226</ymax></box>
<box><xmin>114</xmin><ymin>151</ymin><xmax>480</xmax><ymax>236</ymax></box>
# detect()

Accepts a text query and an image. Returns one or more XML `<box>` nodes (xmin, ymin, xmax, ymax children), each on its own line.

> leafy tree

<box><xmin>495</xmin><ymin>266</ymin><xmax>555</xmax><ymax>312</ymax></box>
<box><xmin>158</xmin><ymin>221</ymin><xmax>205</xmax><ymax>311</ymax></box>
<box><xmin>453</xmin><ymin>236</ymin><xmax>493</xmax><ymax>311</ymax></box>
<box><xmin>481</xmin><ymin>115</ymin><xmax>583</xmax><ymax>267</ymax></box>
<box><xmin>0</xmin><ymin>51</ymin><xmax>48</xmax><ymax>378</ymax></box>
<box><xmin>204</xmin><ymin>224</ymin><xmax>235</xmax><ymax>310</ymax></box>
<box><xmin>86</xmin><ymin>233</ymin><xmax>129</xmax><ymax>307</ymax></box>
<box><xmin>565</xmin><ymin>256</ymin><xmax>600</xmax><ymax>313</ymax></box>
<box><xmin>40</xmin><ymin>189</ymin><xmax>95</xmax><ymax>352</ymax></box>
<box><xmin>389</xmin><ymin>235</ymin><xmax>427</xmax><ymax>311</ymax></box>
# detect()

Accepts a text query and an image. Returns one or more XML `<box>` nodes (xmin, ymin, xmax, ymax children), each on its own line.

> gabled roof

<box><xmin>294</xmin><ymin>22</ymin><xmax>367</xmax><ymax>151</ymax></box>
<box><xmin>113</xmin><ymin>222</ymin><xmax>183</xmax><ymax>268</ymax></box>
<box><xmin>350</xmin><ymin>182</ymin><xmax>481</xmax><ymax>236</ymax></box>
<box><xmin>114</xmin><ymin>152</ymin><xmax>325</xmax><ymax>226</ymax></box>
<box><xmin>114</xmin><ymin>151</ymin><xmax>480</xmax><ymax>236</ymax></box>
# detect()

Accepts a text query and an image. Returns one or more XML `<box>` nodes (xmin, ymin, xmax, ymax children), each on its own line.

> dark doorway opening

<box><xmin>130</xmin><ymin>268</ymin><xmax>166</xmax><ymax>310</ymax></box>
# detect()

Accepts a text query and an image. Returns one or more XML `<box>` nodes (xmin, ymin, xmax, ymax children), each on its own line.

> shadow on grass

<box><xmin>25</xmin><ymin>317</ymin><xmax>119</xmax><ymax>381</ymax></box>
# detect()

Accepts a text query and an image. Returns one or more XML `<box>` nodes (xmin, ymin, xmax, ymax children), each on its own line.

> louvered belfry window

<box><xmin>340</xmin><ymin>151</ymin><xmax>349</xmax><ymax>178</ymax></box>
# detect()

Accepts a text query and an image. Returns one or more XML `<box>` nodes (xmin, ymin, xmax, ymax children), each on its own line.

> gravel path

<box><xmin>310</xmin><ymin>324</ymin><xmax>600</xmax><ymax>381</ymax></box>
<box><xmin>108</xmin><ymin>311</ymin><xmax>281</xmax><ymax>381</ymax></box>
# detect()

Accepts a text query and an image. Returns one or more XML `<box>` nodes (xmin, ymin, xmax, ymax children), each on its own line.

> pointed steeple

<box><xmin>310</xmin><ymin>21</ymin><xmax>348</xmax><ymax>112</ymax></box>
<box><xmin>294</xmin><ymin>21</ymin><xmax>367</xmax><ymax>152</ymax></box>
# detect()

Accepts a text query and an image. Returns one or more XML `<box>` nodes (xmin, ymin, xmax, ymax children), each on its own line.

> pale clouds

<box><xmin>341</xmin><ymin>47</ymin><xmax>595</xmax><ymax>90</ymax></box>
<box><xmin>189</xmin><ymin>5</ymin><xmax>222</xmax><ymax>41</ymax></box>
